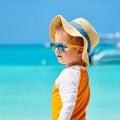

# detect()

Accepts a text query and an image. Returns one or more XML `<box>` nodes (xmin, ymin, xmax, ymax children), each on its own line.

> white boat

<box><xmin>90</xmin><ymin>49</ymin><xmax>120</xmax><ymax>64</ymax></box>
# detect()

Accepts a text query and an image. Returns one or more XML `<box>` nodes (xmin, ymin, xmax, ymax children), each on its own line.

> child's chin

<box><xmin>58</xmin><ymin>60</ymin><xmax>65</xmax><ymax>64</ymax></box>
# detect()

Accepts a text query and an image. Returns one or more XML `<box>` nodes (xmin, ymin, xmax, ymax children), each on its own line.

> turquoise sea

<box><xmin>0</xmin><ymin>44</ymin><xmax>120</xmax><ymax>120</ymax></box>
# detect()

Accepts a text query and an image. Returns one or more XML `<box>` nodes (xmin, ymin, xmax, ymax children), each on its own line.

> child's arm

<box><xmin>58</xmin><ymin>68</ymin><xmax>80</xmax><ymax>120</ymax></box>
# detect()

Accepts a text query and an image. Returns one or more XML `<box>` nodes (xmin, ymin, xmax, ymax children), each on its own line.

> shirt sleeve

<box><xmin>57</xmin><ymin>68</ymin><xmax>80</xmax><ymax>120</ymax></box>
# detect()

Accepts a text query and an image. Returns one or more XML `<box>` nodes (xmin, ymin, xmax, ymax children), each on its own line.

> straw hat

<box><xmin>49</xmin><ymin>15</ymin><xmax>99</xmax><ymax>66</ymax></box>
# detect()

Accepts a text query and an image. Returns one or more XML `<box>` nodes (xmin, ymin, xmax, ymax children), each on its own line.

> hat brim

<box><xmin>50</xmin><ymin>15</ymin><xmax>86</xmax><ymax>40</ymax></box>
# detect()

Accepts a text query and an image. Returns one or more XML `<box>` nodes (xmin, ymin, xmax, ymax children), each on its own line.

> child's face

<box><xmin>54</xmin><ymin>29</ymin><xmax>83</xmax><ymax>67</ymax></box>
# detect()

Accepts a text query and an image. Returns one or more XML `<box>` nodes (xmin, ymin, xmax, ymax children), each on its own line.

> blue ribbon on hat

<box><xmin>70</xmin><ymin>21</ymin><xmax>91</xmax><ymax>53</ymax></box>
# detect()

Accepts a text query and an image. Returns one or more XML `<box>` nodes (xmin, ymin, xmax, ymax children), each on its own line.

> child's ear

<box><xmin>77</xmin><ymin>48</ymin><xmax>83</xmax><ymax>54</ymax></box>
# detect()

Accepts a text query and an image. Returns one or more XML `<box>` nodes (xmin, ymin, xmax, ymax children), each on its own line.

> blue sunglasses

<box><xmin>50</xmin><ymin>42</ymin><xmax>82</xmax><ymax>53</ymax></box>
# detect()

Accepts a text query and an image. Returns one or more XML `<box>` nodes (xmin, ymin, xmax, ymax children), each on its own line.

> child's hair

<box><xmin>54</xmin><ymin>25</ymin><xmax>84</xmax><ymax>47</ymax></box>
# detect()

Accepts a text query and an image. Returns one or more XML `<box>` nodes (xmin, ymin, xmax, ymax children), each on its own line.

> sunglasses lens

<box><xmin>58</xmin><ymin>44</ymin><xmax>64</xmax><ymax>52</ymax></box>
<box><xmin>50</xmin><ymin>42</ymin><xmax>66</xmax><ymax>53</ymax></box>
<box><xmin>50</xmin><ymin>43</ymin><xmax>56</xmax><ymax>50</ymax></box>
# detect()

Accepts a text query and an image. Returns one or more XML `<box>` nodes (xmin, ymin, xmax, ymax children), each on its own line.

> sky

<box><xmin>0</xmin><ymin>0</ymin><xmax>120</xmax><ymax>44</ymax></box>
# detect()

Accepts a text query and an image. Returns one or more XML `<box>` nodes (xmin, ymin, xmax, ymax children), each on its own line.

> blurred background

<box><xmin>0</xmin><ymin>0</ymin><xmax>120</xmax><ymax>120</ymax></box>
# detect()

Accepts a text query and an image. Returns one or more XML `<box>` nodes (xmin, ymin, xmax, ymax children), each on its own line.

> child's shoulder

<box><xmin>64</xmin><ymin>65</ymin><xmax>86</xmax><ymax>71</ymax></box>
<box><xmin>56</xmin><ymin>65</ymin><xmax>86</xmax><ymax>85</ymax></box>
<box><xmin>61</xmin><ymin>65</ymin><xmax>86</xmax><ymax>75</ymax></box>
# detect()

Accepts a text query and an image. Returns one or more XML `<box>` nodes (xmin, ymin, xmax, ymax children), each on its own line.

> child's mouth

<box><xmin>57</xmin><ymin>55</ymin><xmax>62</xmax><ymax>58</ymax></box>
